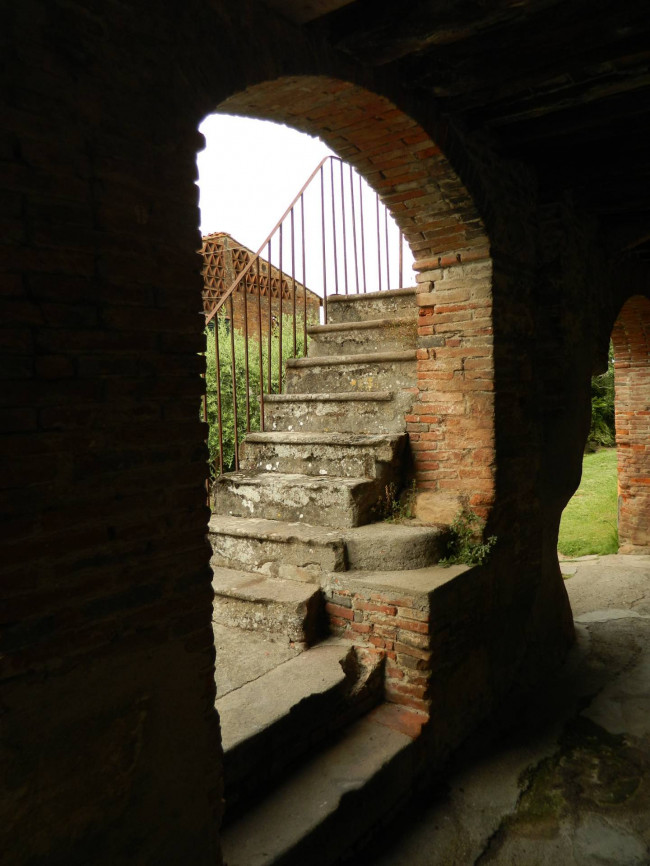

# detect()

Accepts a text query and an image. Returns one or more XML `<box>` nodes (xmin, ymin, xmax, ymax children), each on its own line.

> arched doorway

<box><xmin>208</xmin><ymin>75</ymin><xmax>496</xmax><ymax>522</ymax></box>
<box><xmin>199</xmin><ymin>77</ymin><xmax>500</xmax><ymax>841</ymax></box>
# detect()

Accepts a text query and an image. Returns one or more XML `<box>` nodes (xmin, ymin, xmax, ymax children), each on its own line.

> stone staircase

<box><xmin>209</xmin><ymin>286</ymin><xmax>451</xmax><ymax>864</ymax></box>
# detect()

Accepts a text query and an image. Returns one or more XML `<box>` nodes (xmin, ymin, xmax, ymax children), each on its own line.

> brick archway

<box><xmin>216</xmin><ymin>76</ymin><xmax>496</xmax><ymax>521</ymax></box>
<box><xmin>612</xmin><ymin>294</ymin><xmax>650</xmax><ymax>553</ymax></box>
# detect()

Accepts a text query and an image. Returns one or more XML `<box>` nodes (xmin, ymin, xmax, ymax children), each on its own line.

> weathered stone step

<box><xmin>212</xmin><ymin>471</ymin><xmax>383</xmax><ymax>528</ymax></box>
<box><xmin>263</xmin><ymin>391</ymin><xmax>415</xmax><ymax>435</ymax></box>
<box><xmin>209</xmin><ymin>514</ymin><xmax>347</xmax><ymax>581</ymax></box>
<box><xmin>208</xmin><ymin>515</ymin><xmax>447</xmax><ymax>578</ymax></box>
<box><xmin>218</xmin><ymin>639</ymin><xmax>384</xmax><ymax>820</ymax></box>
<box><xmin>240</xmin><ymin>431</ymin><xmax>407</xmax><ymax>478</ymax></box>
<box><xmin>342</xmin><ymin>522</ymin><xmax>448</xmax><ymax>571</ymax></box>
<box><xmin>326</xmin><ymin>286</ymin><xmax>419</xmax><ymax>324</ymax></box>
<box><xmin>212</xmin><ymin>567</ymin><xmax>325</xmax><ymax>646</ymax></box>
<box><xmin>307</xmin><ymin>316</ymin><xmax>417</xmax><ymax>356</ymax></box>
<box><xmin>285</xmin><ymin>350</ymin><xmax>417</xmax><ymax>394</ymax></box>
<box><xmin>221</xmin><ymin>702</ymin><xmax>423</xmax><ymax>866</ymax></box>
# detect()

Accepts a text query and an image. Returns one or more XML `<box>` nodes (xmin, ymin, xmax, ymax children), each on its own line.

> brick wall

<box><xmin>612</xmin><ymin>295</ymin><xmax>650</xmax><ymax>553</ymax></box>
<box><xmin>3</xmin><ymin>0</ymin><xmax>648</xmax><ymax>862</ymax></box>
<box><xmin>1</xmin><ymin>4</ymin><xmax>228</xmax><ymax>863</ymax></box>
<box><xmin>325</xmin><ymin>578</ymin><xmax>436</xmax><ymax>713</ymax></box>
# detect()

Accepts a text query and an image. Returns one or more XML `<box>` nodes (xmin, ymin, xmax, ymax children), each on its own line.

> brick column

<box><xmin>409</xmin><ymin>253</ymin><xmax>495</xmax><ymax>524</ymax></box>
<box><xmin>612</xmin><ymin>295</ymin><xmax>650</xmax><ymax>553</ymax></box>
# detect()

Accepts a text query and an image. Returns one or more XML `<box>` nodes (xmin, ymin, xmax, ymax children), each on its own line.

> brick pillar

<box><xmin>409</xmin><ymin>253</ymin><xmax>495</xmax><ymax>524</ymax></box>
<box><xmin>612</xmin><ymin>295</ymin><xmax>650</xmax><ymax>553</ymax></box>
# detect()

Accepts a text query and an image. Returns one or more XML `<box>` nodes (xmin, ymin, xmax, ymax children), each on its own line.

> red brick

<box><xmin>354</xmin><ymin>600</ymin><xmax>397</xmax><ymax>616</ymax></box>
<box><xmin>325</xmin><ymin>602</ymin><xmax>354</xmax><ymax>621</ymax></box>
<box><xmin>351</xmin><ymin>621</ymin><xmax>372</xmax><ymax>635</ymax></box>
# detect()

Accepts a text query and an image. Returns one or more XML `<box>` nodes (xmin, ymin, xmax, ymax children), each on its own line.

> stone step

<box><xmin>342</xmin><ymin>522</ymin><xmax>448</xmax><ymax>571</ymax></box>
<box><xmin>218</xmin><ymin>639</ymin><xmax>385</xmax><ymax>819</ymax></box>
<box><xmin>209</xmin><ymin>514</ymin><xmax>347</xmax><ymax>581</ymax></box>
<box><xmin>326</xmin><ymin>286</ymin><xmax>419</xmax><ymax>324</ymax></box>
<box><xmin>263</xmin><ymin>391</ymin><xmax>415</xmax><ymax>435</ymax></box>
<box><xmin>221</xmin><ymin>702</ymin><xmax>424</xmax><ymax>866</ymax></box>
<box><xmin>208</xmin><ymin>515</ymin><xmax>447</xmax><ymax>578</ymax></box>
<box><xmin>212</xmin><ymin>471</ymin><xmax>383</xmax><ymax>528</ymax></box>
<box><xmin>212</xmin><ymin>567</ymin><xmax>325</xmax><ymax>647</ymax></box>
<box><xmin>306</xmin><ymin>316</ymin><xmax>417</xmax><ymax>357</ymax></box>
<box><xmin>285</xmin><ymin>350</ymin><xmax>417</xmax><ymax>394</ymax></box>
<box><xmin>239</xmin><ymin>431</ymin><xmax>407</xmax><ymax>478</ymax></box>
<box><xmin>213</xmin><ymin>622</ymin><xmax>301</xmax><ymax>699</ymax></box>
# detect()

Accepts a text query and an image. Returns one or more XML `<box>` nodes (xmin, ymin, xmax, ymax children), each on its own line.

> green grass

<box><xmin>558</xmin><ymin>447</ymin><xmax>619</xmax><ymax>557</ymax></box>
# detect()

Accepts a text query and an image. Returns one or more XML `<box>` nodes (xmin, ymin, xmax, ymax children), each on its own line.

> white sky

<box><xmin>196</xmin><ymin>113</ymin><xmax>414</xmax><ymax>297</ymax></box>
<box><xmin>197</xmin><ymin>114</ymin><xmax>335</xmax><ymax>249</ymax></box>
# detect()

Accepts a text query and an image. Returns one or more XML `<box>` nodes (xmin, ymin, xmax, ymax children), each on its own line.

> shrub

<box><xmin>587</xmin><ymin>342</ymin><xmax>615</xmax><ymax>451</ymax></box>
<box><xmin>204</xmin><ymin>315</ymin><xmax>307</xmax><ymax>476</ymax></box>
<box><xmin>440</xmin><ymin>509</ymin><xmax>497</xmax><ymax>567</ymax></box>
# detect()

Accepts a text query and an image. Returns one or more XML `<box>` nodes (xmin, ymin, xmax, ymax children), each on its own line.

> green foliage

<box><xmin>587</xmin><ymin>342</ymin><xmax>615</xmax><ymax>451</ymax></box>
<box><xmin>440</xmin><ymin>509</ymin><xmax>497</xmax><ymax>567</ymax></box>
<box><xmin>204</xmin><ymin>316</ymin><xmax>307</xmax><ymax>476</ymax></box>
<box><xmin>379</xmin><ymin>480</ymin><xmax>417</xmax><ymax>522</ymax></box>
<box><xmin>558</xmin><ymin>447</ymin><xmax>618</xmax><ymax>557</ymax></box>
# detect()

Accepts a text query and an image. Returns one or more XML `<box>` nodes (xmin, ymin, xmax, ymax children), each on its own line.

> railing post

<box><xmin>278</xmin><ymin>223</ymin><xmax>283</xmax><ymax>393</ymax></box>
<box><xmin>228</xmin><ymin>293</ymin><xmax>239</xmax><ymax>470</ymax></box>
<box><xmin>376</xmin><ymin>192</ymin><xmax>382</xmax><ymax>291</ymax></box>
<box><xmin>214</xmin><ymin>321</ymin><xmax>224</xmax><ymax>477</ymax></box>
<box><xmin>321</xmin><ymin>165</ymin><xmax>328</xmax><ymax>323</ymax></box>
<box><xmin>301</xmin><ymin>193</ymin><xmax>308</xmax><ymax>354</ymax></box>
<box><xmin>330</xmin><ymin>159</ymin><xmax>339</xmax><ymax>296</ymax></box>
<box><xmin>359</xmin><ymin>174</ymin><xmax>367</xmax><ymax>293</ymax></box>
<box><xmin>256</xmin><ymin>256</ymin><xmax>265</xmax><ymax>432</ymax></box>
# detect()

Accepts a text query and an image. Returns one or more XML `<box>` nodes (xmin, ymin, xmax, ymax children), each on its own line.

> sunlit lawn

<box><xmin>558</xmin><ymin>448</ymin><xmax>618</xmax><ymax>558</ymax></box>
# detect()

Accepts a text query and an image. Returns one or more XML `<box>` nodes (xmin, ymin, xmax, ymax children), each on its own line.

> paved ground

<box><xmin>368</xmin><ymin>554</ymin><xmax>650</xmax><ymax>866</ymax></box>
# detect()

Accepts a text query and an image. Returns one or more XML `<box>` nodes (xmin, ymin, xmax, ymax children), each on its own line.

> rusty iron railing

<box><xmin>202</xmin><ymin>155</ymin><xmax>411</xmax><ymax>478</ymax></box>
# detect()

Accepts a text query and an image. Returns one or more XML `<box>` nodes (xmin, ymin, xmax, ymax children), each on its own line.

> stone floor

<box><xmin>366</xmin><ymin>554</ymin><xmax>650</xmax><ymax>866</ymax></box>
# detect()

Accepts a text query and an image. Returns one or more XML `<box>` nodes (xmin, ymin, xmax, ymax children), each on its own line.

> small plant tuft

<box><xmin>440</xmin><ymin>509</ymin><xmax>497</xmax><ymax>567</ymax></box>
<box><xmin>379</xmin><ymin>480</ymin><xmax>417</xmax><ymax>522</ymax></box>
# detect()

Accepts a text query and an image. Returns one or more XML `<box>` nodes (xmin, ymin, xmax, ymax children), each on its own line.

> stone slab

<box><xmin>239</xmin><ymin>430</ymin><xmax>406</xmax><ymax>478</ymax></box>
<box><xmin>209</xmin><ymin>514</ymin><xmax>346</xmax><ymax>580</ymax></box>
<box><xmin>212</xmin><ymin>471</ymin><xmax>382</xmax><ymax>528</ymax></box>
<box><xmin>326</xmin><ymin>563</ymin><xmax>469</xmax><ymax>611</ymax></box>
<box><xmin>326</xmin><ymin>286</ymin><xmax>418</xmax><ymax>324</ymax></box>
<box><xmin>285</xmin><ymin>350</ymin><xmax>417</xmax><ymax>393</ymax></box>
<box><xmin>209</xmin><ymin>515</ymin><xmax>447</xmax><ymax>582</ymax></box>
<box><xmin>212</xmin><ymin>567</ymin><xmax>324</xmax><ymax>645</ymax></box>
<box><xmin>264</xmin><ymin>390</ymin><xmax>414</xmax><ymax>435</ymax></box>
<box><xmin>307</xmin><ymin>316</ymin><xmax>417</xmax><ymax>357</ymax></box>
<box><xmin>564</xmin><ymin>553</ymin><xmax>650</xmax><ymax>617</ymax></box>
<box><xmin>217</xmin><ymin>641</ymin><xmax>351</xmax><ymax>752</ymax></box>
<box><xmin>221</xmin><ymin>708</ymin><xmax>416</xmax><ymax>866</ymax></box>
<box><xmin>213</xmin><ymin>622</ymin><xmax>300</xmax><ymax>698</ymax></box>
<box><xmin>342</xmin><ymin>522</ymin><xmax>447</xmax><ymax>571</ymax></box>
<box><xmin>210</xmin><ymin>513</ymin><xmax>449</xmax><ymax>583</ymax></box>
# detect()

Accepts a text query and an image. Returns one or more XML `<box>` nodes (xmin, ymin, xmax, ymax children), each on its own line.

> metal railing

<box><xmin>202</xmin><ymin>155</ymin><xmax>411</xmax><ymax>478</ymax></box>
